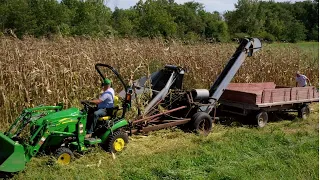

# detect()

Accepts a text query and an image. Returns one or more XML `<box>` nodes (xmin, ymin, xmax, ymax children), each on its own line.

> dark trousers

<box><xmin>87</xmin><ymin>108</ymin><xmax>113</xmax><ymax>134</ymax></box>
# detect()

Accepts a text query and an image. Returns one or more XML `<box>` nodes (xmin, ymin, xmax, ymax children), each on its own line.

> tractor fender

<box><xmin>100</xmin><ymin>119</ymin><xmax>128</xmax><ymax>142</ymax></box>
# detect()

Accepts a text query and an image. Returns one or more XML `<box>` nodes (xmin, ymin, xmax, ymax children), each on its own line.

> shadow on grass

<box><xmin>215</xmin><ymin>111</ymin><xmax>298</xmax><ymax>128</ymax></box>
<box><xmin>0</xmin><ymin>172</ymin><xmax>15</xmax><ymax>179</ymax></box>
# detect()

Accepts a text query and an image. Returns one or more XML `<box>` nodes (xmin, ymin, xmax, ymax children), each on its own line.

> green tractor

<box><xmin>0</xmin><ymin>63</ymin><xmax>133</xmax><ymax>173</ymax></box>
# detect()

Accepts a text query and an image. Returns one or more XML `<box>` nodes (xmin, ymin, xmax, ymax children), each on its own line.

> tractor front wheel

<box><xmin>54</xmin><ymin>147</ymin><xmax>74</xmax><ymax>165</ymax></box>
<box><xmin>191</xmin><ymin>112</ymin><xmax>213</xmax><ymax>136</ymax></box>
<box><xmin>105</xmin><ymin>130</ymin><xmax>129</xmax><ymax>153</ymax></box>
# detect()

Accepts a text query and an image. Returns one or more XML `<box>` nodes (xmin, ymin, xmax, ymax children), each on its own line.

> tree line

<box><xmin>0</xmin><ymin>0</ymin><xmax>318</xmax><ymax>42</ymax></box>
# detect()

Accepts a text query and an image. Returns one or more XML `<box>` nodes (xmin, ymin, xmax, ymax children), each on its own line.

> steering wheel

<box><xmin>81</xmin><ymin>100</ymin><xmax>93</xmax><ymax>106</ymax></box>
<box><xmin>80</xmin><ymin>100</ymin><xmax>96</xmax><ymax>112</ymax></box>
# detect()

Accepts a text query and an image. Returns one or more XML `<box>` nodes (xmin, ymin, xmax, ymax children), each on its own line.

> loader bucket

<box><xmin>0</xmin><ymin>132</ymin><xmax>26</xmax><ymax>173</ymax></box>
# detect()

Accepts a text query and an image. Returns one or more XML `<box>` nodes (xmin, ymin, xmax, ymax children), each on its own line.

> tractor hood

<box><xmin>45</xmin><ymin>107</ymin><xmax>81</xmax><ymax>120</ymax></box>
<box><xmin>34</xmin><ymin>107</ymin><xmax>82</xmax><ymax>125</ymax></box>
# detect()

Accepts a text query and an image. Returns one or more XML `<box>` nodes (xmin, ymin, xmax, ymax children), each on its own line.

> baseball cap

<box><xmin>101</xmin><ymin>78</ymin><xmax>111</xmax><ymax>86</ymax></box>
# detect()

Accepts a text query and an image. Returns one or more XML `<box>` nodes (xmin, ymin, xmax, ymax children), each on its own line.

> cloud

<box><xmin>106</xmin><ymin>0</ymin><xmax>137</xmax><ymax>10</ymax></box>
<box><xmin>173</xmin><ymin>0</ymin><xmax>306</xmax><ymax>12</ymax></box>
<box><xmin>174</xmin><ymin>0</ymin><xmax>235</xmax><ymax>12</ymax></box>
<box><xmin>107</xmin><ymin>0</ymin><xmax>307</xmax><ymax>12</ymax></box>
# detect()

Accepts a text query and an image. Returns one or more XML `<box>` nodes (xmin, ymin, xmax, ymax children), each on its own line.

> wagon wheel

<box><xmin>298</xmin><ymin>105</ymin><xmax>310</xmax><ymax>120</ymax></box>
<box><xmin>191</xmin><ymin>112</ymin><xmax>213</xmax><ymax>136</ymax></box>
<box><xmin>256</xmin><ymin>111</ymin><xmax>268</xmax><ymax>128</ymax></box>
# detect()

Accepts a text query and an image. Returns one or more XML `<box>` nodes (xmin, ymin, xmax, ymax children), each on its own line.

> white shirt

<box><xmin>295</xmin><ymin>75</ymin><xmax>307</xmax><ymax>87</ymax></box>
<box><xmin>98</xmin><ymin>88</ymin><xmax>115</xmax><ymax>109</ymax></box>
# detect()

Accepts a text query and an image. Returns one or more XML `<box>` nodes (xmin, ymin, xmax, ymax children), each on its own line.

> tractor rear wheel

<box><xmin>191</xmin><ymin>112</ymin><xmax>213</xmax><ymax>136</ymax></box>
<box><xmin>54</xmin><ymin>147</ymin><xmax>74</xmax><ymax>165</ymax></box>
<box><xmin>105</xmin><ymin>130</ymin><xmax>129</xmax><ymax>153</ymax></box>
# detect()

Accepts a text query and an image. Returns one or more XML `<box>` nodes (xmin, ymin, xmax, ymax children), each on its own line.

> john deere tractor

<box><xmin>0</xmin><ymin>64</ymin><xmax>132</xmax><ymax>173</ymax></box>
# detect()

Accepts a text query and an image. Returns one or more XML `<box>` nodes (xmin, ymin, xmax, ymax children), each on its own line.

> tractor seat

<box><xmin>99</xmin><ymin>96</ymin><xmax>122</xmax><ymax>121</ymax></box>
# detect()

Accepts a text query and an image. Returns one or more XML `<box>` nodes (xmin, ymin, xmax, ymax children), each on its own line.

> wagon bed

<box><xmin>217</xmin><ymin>82</ymin><xmax>319</xmax><ymax>125</ymax></box>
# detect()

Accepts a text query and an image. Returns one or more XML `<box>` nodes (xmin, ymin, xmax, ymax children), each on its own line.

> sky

<box><xmin>106</xmin><ymin>0</ymin><xmax>307</xmax><ymax>13</ymax></box>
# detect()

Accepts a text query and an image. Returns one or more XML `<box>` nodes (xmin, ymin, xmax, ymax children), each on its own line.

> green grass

<box><xmin>296</xmin><ymin>42</ymin><xmax>319</xmax><ymax>61</ymax></box>
<box><xmin>295</xmin><ymin>41</ymin><xmax>319</xmax><ymax>49</ymax></box>
<box><xmin>10</xmin><ymin>104</ymin><xmax>319</xmax><ymax>180</ymax></box>
<box><xmin>269</xmin><ymin>41</ymin><xmax>319</xmax><ymax>60</ymax></box>
<box><xmin>269</xmin><ymin>41</ymin><xmax>318</xmax><ymax>48</ymax></box>
<box><xmin>267</xmin><ymin>41</ymin><xmax>319</xmax><ymax>71</ymax></box>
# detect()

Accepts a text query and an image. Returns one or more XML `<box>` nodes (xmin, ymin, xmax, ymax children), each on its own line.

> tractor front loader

<box><xmin>0</xmin><ymin>64</ymin><xmax>133</xmax><ymax>173</ymax></box>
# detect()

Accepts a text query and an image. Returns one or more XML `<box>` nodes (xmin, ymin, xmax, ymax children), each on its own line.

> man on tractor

<box><xmin>86</xmin><ymin>78</ymin><xmax>115</xmax><ymax>138</ymax></box>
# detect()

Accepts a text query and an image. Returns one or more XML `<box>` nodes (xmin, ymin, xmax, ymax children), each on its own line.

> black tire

<box><xmin>191</xmin><ymin>112</ymin><xmax>213</xmax><ymax>136</ymax></box>
<box><xmin>0</xmin><ymin>172</ymin><xmax>14</xmax><ymax>179</ymax></box>
<box><xmin>256</xmin><ymin>111</ymin><xmax>268</xmax><ymax>128</ymax></box>
<box><xmin>54</xmin><ymin>147</ymin><xmax>74</xmax><ymax>165</ymax></box>
<box><xmin>104</xmin><ymin>130</ymin><xmax>129</xmax><ymax>153</ymax></box>
<box><xmin>298</xmin><ymin>105</ymin><xmax>310</xmax><ymax>120</ymax></box>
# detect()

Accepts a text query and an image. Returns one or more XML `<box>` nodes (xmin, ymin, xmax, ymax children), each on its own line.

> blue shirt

<box><xmin>295</xmin><ymin>75</ymin><xmax>308</xmax><ymax>87</ymax></box>
<box><xmin>98</xmin><ymin>88</ymin><xmax>115</xmax><ymax>109</ymax></box>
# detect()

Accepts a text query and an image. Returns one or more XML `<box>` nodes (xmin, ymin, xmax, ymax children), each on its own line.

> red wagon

<box><xmin>217</xmin><ymin>82</ymin><xmax>319</xmax><ymax>127</ymax></box>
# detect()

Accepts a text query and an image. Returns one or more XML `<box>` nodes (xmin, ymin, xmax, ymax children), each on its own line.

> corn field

<box><xmin>0</xmin><ymin>37</ymin><xmax>318</xmax><ymax>127</ymax></box>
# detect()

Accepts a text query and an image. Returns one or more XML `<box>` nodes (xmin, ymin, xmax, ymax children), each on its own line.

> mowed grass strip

<box><xmin>269</xmin><ymin>41</ymin><xmax>319</xmax><ymax>61</ymax></box>
<box><xmin>13</xmin><ymin>104</ymin><xmax>319</xmax><ymax>180</ymax></box>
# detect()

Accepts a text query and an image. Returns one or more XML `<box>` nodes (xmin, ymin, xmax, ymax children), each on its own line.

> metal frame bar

<box><xmin>132</xmin><ymin>106</ymin><xmax>187</xmax><ymax>125</ymax></box>
<box><xmin>131</xmin><ymin>119</ymin><xmax>191</xmax><ymax>133</ymax></box>
<box><xmin>219</xmin><ymin>97</ymin><xmax>318</xmax><ymax>116</ymax></box>
<box><xmin>205</xmin><ymin>38</ymin><xmax>262</xmax><ymax>114</ymax></box>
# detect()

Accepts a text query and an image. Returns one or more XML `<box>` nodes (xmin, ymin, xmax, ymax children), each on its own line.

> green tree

<box><xmin>200</xmin><ymin>11</ymin><xmax>229</xmax><ymax>42</ymax></box>
<box><xmin>1</xmin><ymin>0</ymin><xmax>36</xmax><ymax>38</ymax></box>
<box><xmin>134</xmin><ymin>0</ymin><xmax>177</xmax><ymax>37</ymax></box>
<box><xmin>0</xmin><ymin>0</ymin><xmax>7</xmax><ymax>31</ymax></box>
<box><xmin>261</xmin><ymin>2</ymin><xmax>289</xmax><ymax>41</ymax></box>
<box><xmin>170</xmin><ymin>2</ymin><xmax>205</xmax><ymax>38</ymax></box>
<box><xmin>225</xmin><ymin>0</ymin><xmax>315</xmax><ymax>42</ymax></box>
<box><xmin>225</xmin><ymin>0</ymin><xmax>262</xmax><ymax>36</ymax></box>
<box><xmin>292</xmin><ymin>1</ymin><xmax>319</xmax><ymax>40</ymax></box>
<box><xmin>28</xmin><ymin>0</ymin><xmax>70</xmax><ymax>37</ymax></box>
<box><xmin>0</xmin><ymin>0</ymin><xmax>317</xmax><ymax>41</ymax></box>
<box><xmin>112</xmin><ymin>8</ymin><xmax>137</xmax><ymax>37</ymax></box>
<box><xmin>285</xmin><ymin>20</ymin><xmax>307</xmax><ymax>43</ymax></box>
<box><xmin>64</xmin><ymin>0</ymin><xmax>113</xmax><ymax>36</ymax></box>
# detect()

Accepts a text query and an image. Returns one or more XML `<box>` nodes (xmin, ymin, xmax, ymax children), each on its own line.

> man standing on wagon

<box><xmin>295</xmin><ymin>71</ymin><xmax>311</xmax><ymax>87</ymax></box>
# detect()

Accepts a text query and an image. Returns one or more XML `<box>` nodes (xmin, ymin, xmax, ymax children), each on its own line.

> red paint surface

<box><xmin>220</xmin><ymin>82</ymin><xmax>319</xmax><ymax>105</ymax></box>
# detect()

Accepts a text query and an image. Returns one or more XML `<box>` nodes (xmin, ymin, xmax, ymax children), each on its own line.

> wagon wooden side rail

<box><xmin>217</xmin><ymin>82</ymin><xmax>319</xmax><ymax>127</ymax></box>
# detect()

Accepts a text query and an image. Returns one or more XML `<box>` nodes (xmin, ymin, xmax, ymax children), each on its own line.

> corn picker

<box><xmin>0</xmin><ymin>38</ymin><xmax>262</xmax><ymax>173</ymax></box>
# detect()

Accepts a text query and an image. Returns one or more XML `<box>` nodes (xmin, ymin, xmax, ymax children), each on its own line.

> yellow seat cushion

<box><xmin>113</xmin><ymin>96</ymin><xmax>121</xmax><ymax>107</ymax></box>
<box><xmin>98</xmin><ymin>95</ymin><xmax>122</xmax><ymax>121</ymax></box>
<box><xmin>99</xmin><ymin>116</ymin><xmax>111</xmax><ymax>121</ymax></box>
